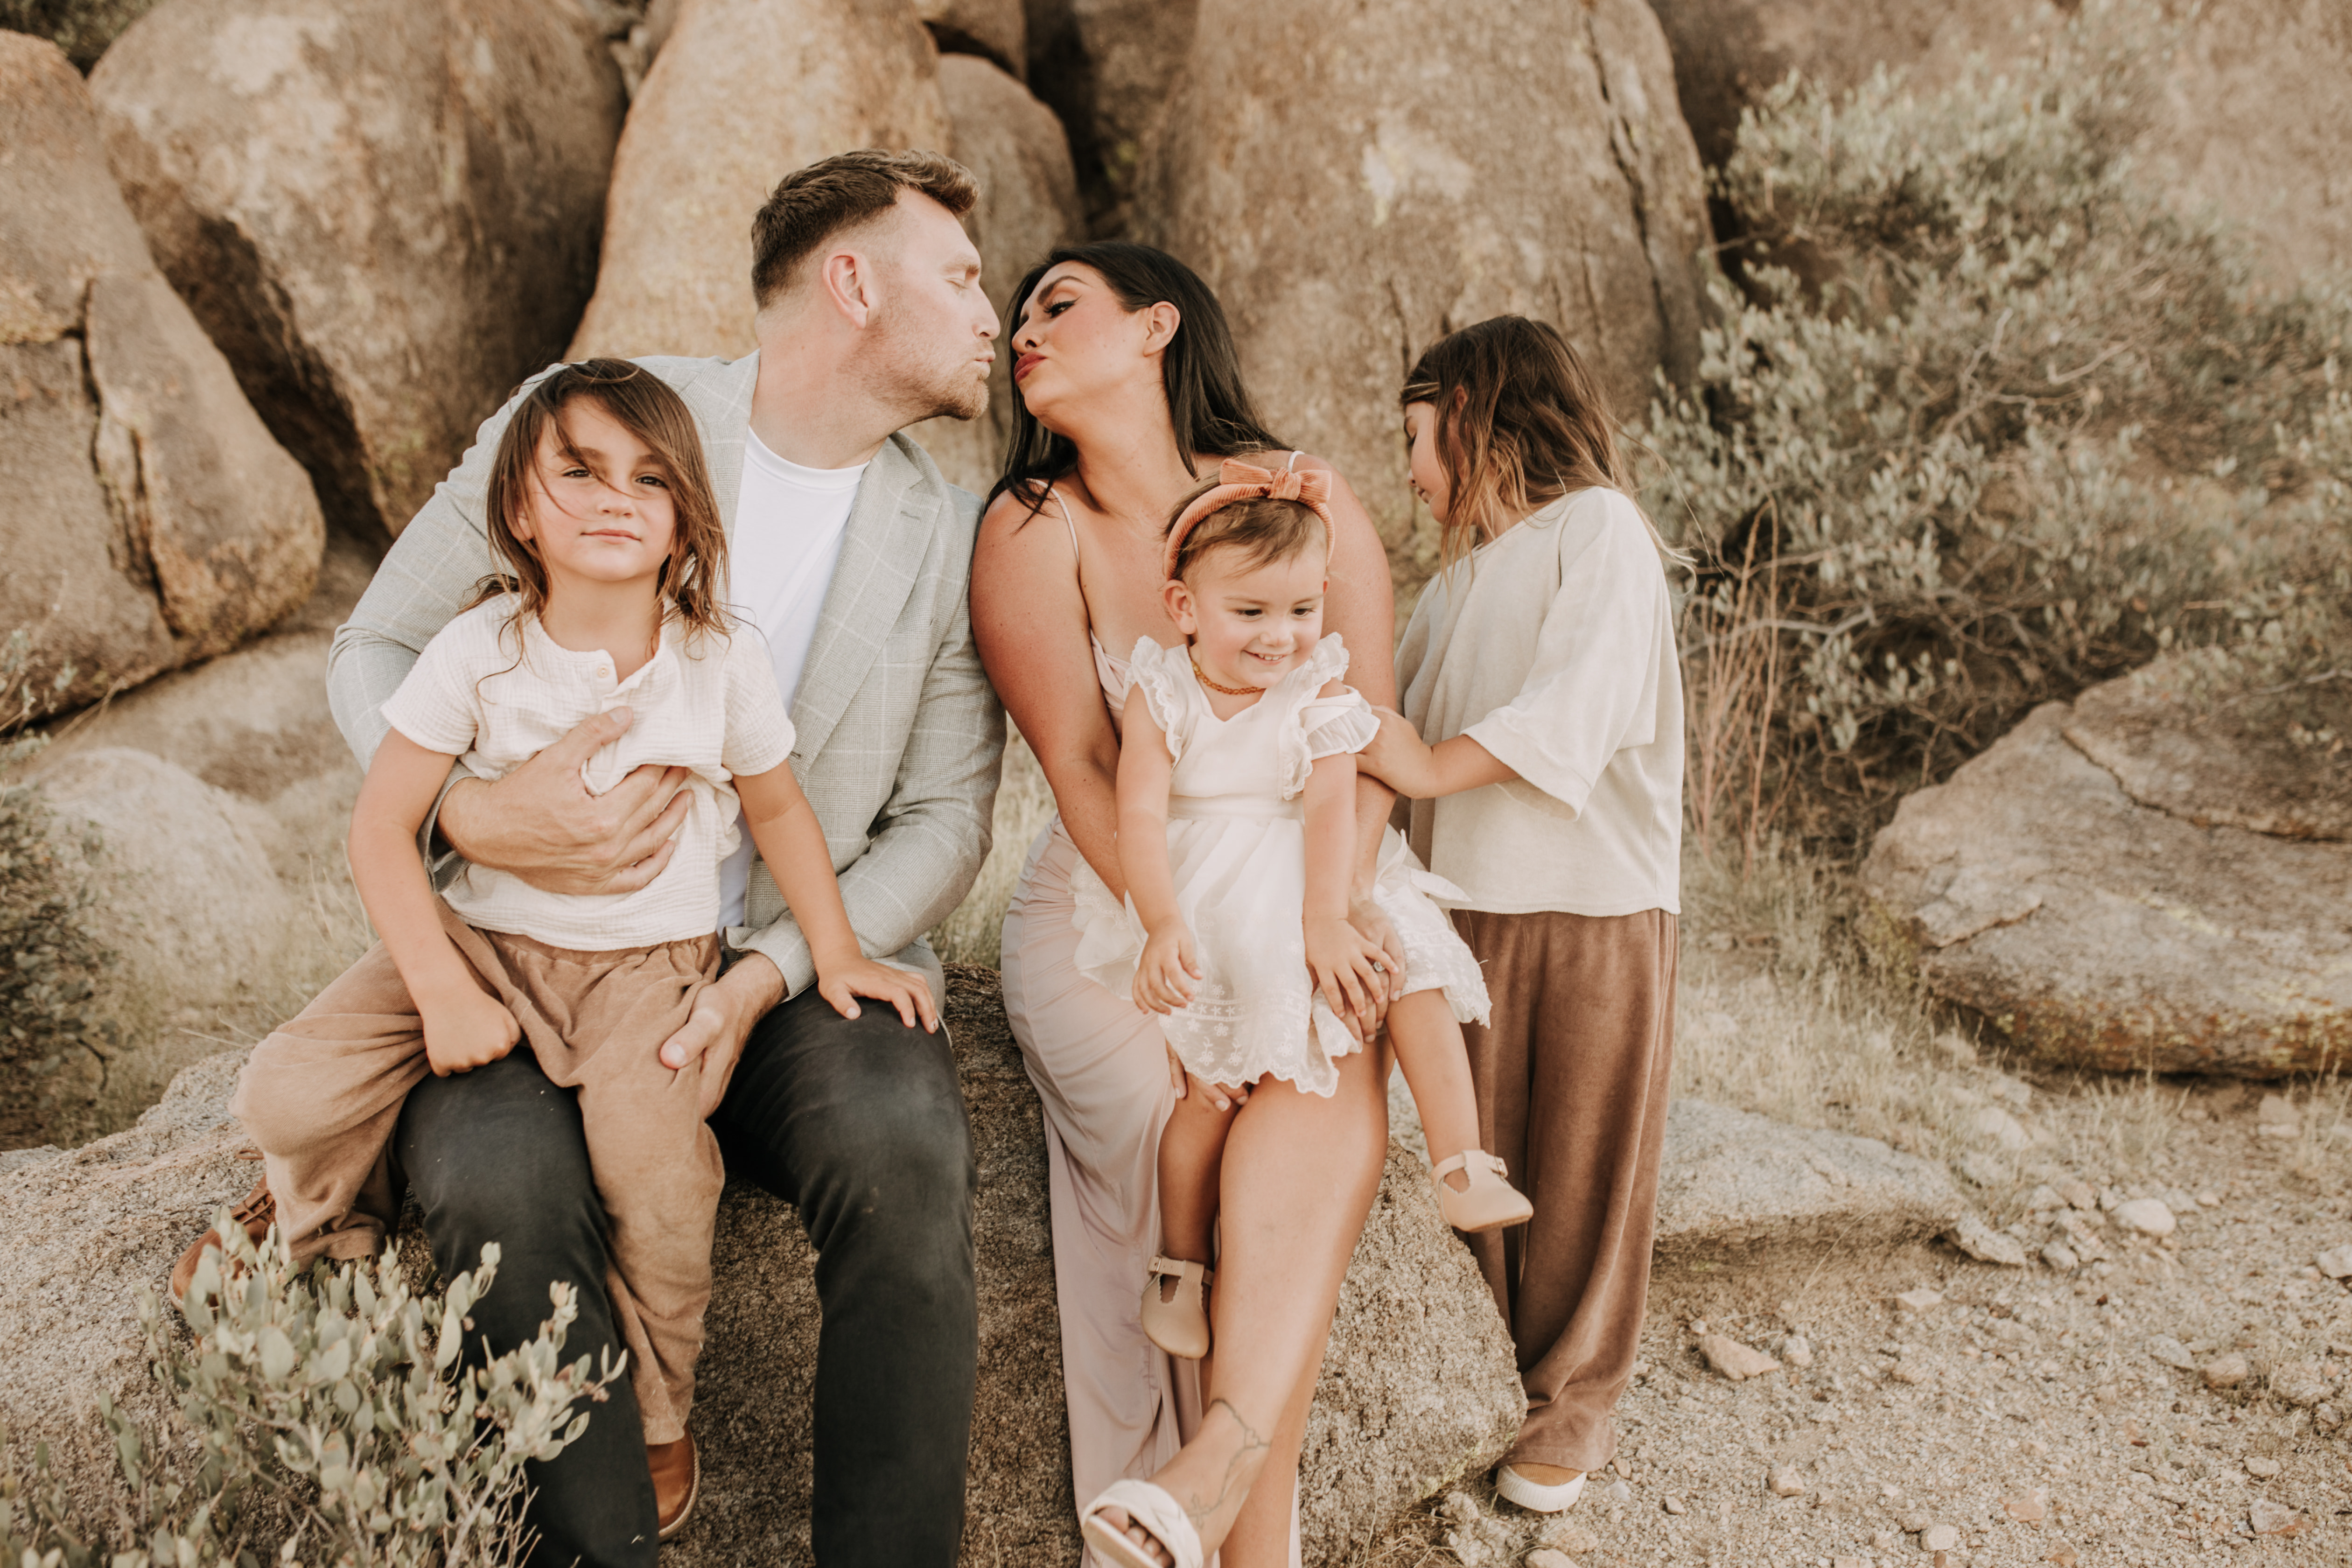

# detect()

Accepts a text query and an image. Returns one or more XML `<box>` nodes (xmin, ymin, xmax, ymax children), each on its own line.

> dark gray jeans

<box><xmin>394</xmin><ymin>978</ymin><xmax>978</xmax><ymax>1568</ymax></box>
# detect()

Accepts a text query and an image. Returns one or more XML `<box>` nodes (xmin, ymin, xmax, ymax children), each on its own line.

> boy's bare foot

<box><xmin>650</xmin><ymin>1430</ymin><xmax>699</xmax><ymax>1539</ymax></box>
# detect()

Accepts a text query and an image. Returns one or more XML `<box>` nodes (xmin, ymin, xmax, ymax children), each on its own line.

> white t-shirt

<box><xmin>1395</xmin><ymin>487</ymin><xmax>1684</xmax><ymax>917</ymax></box>
<box><xmin>715</xmin><ymin>430</ymin><xmax>867</xmax><ymax>928</ymax></box>
<box><xmin>382</xmin><ymin>601</ymin><xmax>795</xmax><ymax>947</ymax></box>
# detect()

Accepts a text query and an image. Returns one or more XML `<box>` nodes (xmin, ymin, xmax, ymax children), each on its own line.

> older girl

<box><xmin>1358</xmin><ymin>316</ymin><xmax>1685</xmax><ymax>1515</ymax></box>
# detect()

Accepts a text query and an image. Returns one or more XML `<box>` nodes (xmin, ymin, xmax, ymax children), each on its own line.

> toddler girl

<box><xmin>1356</xmin><ymin>315</ymin><xmax>1684</xmax><ymax>1517</ymax></box>
<box><xmin>1070</xmin><ymin>458</ymin><xmax>1529</xmax><ymax>1365</ymax></box>
<box><xmin>179</xmin><ymin>359</ymin><xmax>933</xmax><ymax>1537</ymax></box>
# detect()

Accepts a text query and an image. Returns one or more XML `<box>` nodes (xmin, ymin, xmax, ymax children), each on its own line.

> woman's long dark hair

<box><xmin>986</xmin><ymin>242</ymin><xmax>1286</xmax><ymax>517</ymax></box>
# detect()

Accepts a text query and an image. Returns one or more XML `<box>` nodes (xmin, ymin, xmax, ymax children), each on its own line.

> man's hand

<box><xmin>437</xmin><ymin>707</ymin><xmax>693</xmax><ymax>896</ymax></box>
<box><xmin>420</xmin><ymin>984</ymin><xmax>522</xmax><ymax>1076</ymax></box>
<box><xmin>658</xmin><ymin>952</ymin><xmax>785</xmax><ymax>1118</ymax></box>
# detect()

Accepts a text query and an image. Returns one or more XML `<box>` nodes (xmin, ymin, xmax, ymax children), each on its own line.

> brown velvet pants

<box><xmin>229</xmin><ymin>903</ymin><xmax>725</xmax><ymax>1444</ymax></box>
<box><xmin>1451</xmin><ymin>907</ymin><xmax>1677</xmax><ymax>1474</ymax></box>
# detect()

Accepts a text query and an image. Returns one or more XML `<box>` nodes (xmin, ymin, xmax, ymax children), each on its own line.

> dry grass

<box><xmin>1671</xmin><ymin>837</ymin><xmax>1979</xmax><ymax>1166</ymax></box>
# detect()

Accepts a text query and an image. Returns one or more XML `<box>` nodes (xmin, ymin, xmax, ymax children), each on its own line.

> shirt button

<box><xmin>595</xmin><ymin>663</ymin><xmax>611</xmax><ymax>679</ymax></box>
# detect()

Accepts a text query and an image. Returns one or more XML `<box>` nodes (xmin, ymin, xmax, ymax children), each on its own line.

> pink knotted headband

<box><xmin>1163</xmin><ymin>459</ymin><xmax>1336</xmax><ymax>580</ymax></box>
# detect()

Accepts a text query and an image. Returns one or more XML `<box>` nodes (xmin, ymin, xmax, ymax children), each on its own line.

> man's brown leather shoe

<box><xmin>650</xmin><ymin>1430</ymin><xmax>699</xmax><ymax>1540</ymax></box>
<box><xmin>169</xmin><ymin>1157</ymin><xmax>275</xmax><ymax>1320</ymax></box>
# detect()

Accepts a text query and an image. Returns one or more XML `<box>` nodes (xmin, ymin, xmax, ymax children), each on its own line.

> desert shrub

<box><xmin>0</xmin><ymin>1222</ymin><xmax>619</xmax><ymax>1566</ymax></box>
<box><xmin>0</xmin><ymin>630</ymin><xmax>112</xmax><ymax>1140</ymax></box>
<box><xmin>1640</xmin><ymin>0</ymin><xmax>2351</xmax><ymax>847</ymax></box>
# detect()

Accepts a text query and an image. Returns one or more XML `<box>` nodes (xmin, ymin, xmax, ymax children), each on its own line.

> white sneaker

<box><xmin>1494</xmin><ymin>1463</ymin><xmax>1587</xmax><ymax>1512</ymax></box>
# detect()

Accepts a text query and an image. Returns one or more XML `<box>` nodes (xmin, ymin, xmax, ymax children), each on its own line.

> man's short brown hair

<box><xmin>749</xmin><ymin>149</ymin><xmax>979</xmax><ymax>310</ymax></box>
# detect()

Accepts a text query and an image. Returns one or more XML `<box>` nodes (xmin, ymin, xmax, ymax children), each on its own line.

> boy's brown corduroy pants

<box><xmin>1450</xmin><ymin>906</ymin><xmax>1677</xmax><ymax>1475</ymax></box>
<box><xmin>229</xmin><ymin>902</ymin><xmax>725</xmax><ymax>1445</ymax></box>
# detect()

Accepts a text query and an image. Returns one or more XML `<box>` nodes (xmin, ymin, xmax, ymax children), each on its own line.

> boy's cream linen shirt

<box><xmin>1394</xmin><ymin>486</ymin><xmax>1684</xmax><ymax>917</ymax></box>
<box><xmin>380</xmin><ymin>601</ymin><xmax>796</xmax><ymax>949</ymax></box>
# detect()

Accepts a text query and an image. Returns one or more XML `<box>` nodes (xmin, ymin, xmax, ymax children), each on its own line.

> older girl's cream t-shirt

<box><xmin>1394</xmin><ymin>487</ymin><xmax>1683</xmax><ymax>917</ymax></box>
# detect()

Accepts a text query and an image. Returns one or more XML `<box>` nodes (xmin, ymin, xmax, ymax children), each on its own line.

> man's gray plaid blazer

<box><xmin>326</xmin><ymin>351</ymin><xmax>1005</xmax><ymax>998</ymax></box>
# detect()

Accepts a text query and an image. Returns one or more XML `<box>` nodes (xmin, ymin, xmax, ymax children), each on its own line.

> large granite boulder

<box><xmin>89</xmin><ymin>0</ymin><xmax>625</xmax><ymax>542</ymax></box>
<box><xmin>0</xmin><ymin>33</ymin><xmax>322</xmax><ymax>719</ymax></box>
<box><xmin>0</xmin><ymin>968</ymin><xmax>1523</xmax><ymax>1562</ymax></box>
<box><xmin>1648</xmin><ymin>0</ymin><xmax>2352</xmax><ymax>287</ymax></box>
<box><xmin>919</xmin><ymin>0</ymin><xmax>1022</xmax><ymax>76</ymax></box>
<box><xmin>22</xmin><ymin>539</ymin><xmax>375</xmax><ymax>1136</ymax></box>
<box><xmin>1022</xmin><ymin>0</ymin><xmax>1199</xmax><ymax>227</ymax></box>
<box><xmin>906</xmin><ymin>52</ymin><xmax>1085</xmax><ymax>496</ymax></box>
<box><xmin>0</xmin><ymin>0</ymin><xmax>162</xmax><ymax>69</ymax></box>
<box><xmin>566</xmin><ymin>0</ymin><xmax>951</xmax><ymax>362</ymax></box>
<box><xmin>1650</xmin><ymin>1099</ymin><xmax>1964</xmax><ymax>1268</ymax></box>
<box><xmin>1860</xmin><ymin>690</ymin><xmax>2352</xmax><ymax>1077</ymax></box>
<box><xmin>1133</xmin><ymin>0</ymin><xmax>1710</xmax><ymax>594</ymax></box>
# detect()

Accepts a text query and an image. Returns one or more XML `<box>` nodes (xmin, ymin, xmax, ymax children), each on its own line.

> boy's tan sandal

<box><xmin>1430</xmin><ymin>1149</ymin><xmax>1535</xmax><ymax>1233</ymax></box>
<box><xmin>1138</xmin><ymin>1255</ymin><xmax>1213</xmax><ymax>1360</ymax></box>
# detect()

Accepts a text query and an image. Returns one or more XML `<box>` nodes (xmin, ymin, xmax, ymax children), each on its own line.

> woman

<box><xmin>970</xmin><ymin>243</ymin><xmax>1400</xmax><ymax>1567</ymax></box>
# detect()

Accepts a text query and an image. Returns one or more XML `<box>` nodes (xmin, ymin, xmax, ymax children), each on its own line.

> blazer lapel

<box><xmin>693</xmin><ymin>353</ymin><xmax>760</xmax><ymax>537</ymax></box>
<box><xmin>789</xmin><ymin>435</ymin><xmax>933</xmax><ymax>760</ymax></box>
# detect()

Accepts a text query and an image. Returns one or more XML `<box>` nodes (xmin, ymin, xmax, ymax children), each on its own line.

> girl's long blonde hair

<box><xmin>471</xmin><ymin>359</ymin><xmax>732</xmax><ymax>639</ymax></box>
<box><xmin>1402</xmin><ymin>315</ymin><xmax>1677</xmax><ymax>569</ymax></box>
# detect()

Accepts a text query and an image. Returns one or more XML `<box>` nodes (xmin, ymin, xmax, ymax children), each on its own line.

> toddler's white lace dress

<box><xmin>1071</xmin><ymin>633</ymin><xmax>1490</xmax><ymax>1097</ymax></box>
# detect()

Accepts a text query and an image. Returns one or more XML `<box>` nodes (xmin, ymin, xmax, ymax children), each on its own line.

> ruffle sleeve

<box><xmin>1275</xmin><ymin>634</ymin><xmax>1362</xmax><ymax>797</ymax></box>
<box><xmin>1125</xmin><ymin>637</ymin><xmax>1199</xmax><ymax>761</ymax></box>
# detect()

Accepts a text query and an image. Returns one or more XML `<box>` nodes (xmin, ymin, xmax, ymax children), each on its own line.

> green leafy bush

<box><xmin>0</xmin><ymin>1221</ymin><xmax>619</xmax><ymax>1566</ymax></box>
<box><xmin>1640</xmin><ymin>0</ymin><xmax>2351</xmax><ymax>845</ymax></box>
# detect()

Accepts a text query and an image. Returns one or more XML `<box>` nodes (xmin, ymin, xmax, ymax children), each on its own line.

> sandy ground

<box><xmin>1369</xmin><ymin>1076</ymin><xmax>2352</xmax><ymax>1568</ymax></box>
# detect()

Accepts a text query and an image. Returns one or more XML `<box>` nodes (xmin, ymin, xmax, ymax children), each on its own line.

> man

<box><xmin>176</xmin><ymin>149</ymin><xmax>1004</xmax><ymax>1566</ymax></box>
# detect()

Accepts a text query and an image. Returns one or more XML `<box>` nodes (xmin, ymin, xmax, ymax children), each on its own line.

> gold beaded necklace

<box><xmin>1190</xmin><ymin>654</ymin><xmax>1258</xmax><ymax>697</ymax></box>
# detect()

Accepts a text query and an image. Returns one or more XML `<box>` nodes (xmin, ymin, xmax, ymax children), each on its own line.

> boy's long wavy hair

<box><xmin>1402</xmin><ymin>315</ymin><xmax>1674</xmax><ymax>571</ymax></box>
<box><xmin>472</xmin><ymin>359</ymin><xmax>731</xmax><ymax>642</ymax></box>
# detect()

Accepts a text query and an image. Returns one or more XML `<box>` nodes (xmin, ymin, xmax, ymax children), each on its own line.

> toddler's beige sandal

<box><xmin>1138</xmin><ymin>1254</ymin><xmax>1213</xmax><ymax>1359</ymax></box>
<box><xmin>1080</xmin><ymin>1477</ymin><xmax>1204</xmax><ymax>1568</ymax></box>
<box><xmin>1430</xmin><ymin>1149</ymin><xmax>1535</xmax><ymax>1233</ymax></box>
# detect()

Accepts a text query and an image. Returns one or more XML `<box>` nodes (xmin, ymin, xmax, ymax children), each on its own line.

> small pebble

<box><xmin>2249</xmin><ymin>1498</ymin><xmax>2300</xmax><ymax>1535</ymax></box>
<box><xmin>1895</xmin><ymin>1287</ymin><xmax>1945</xmax><ymax>1315</ymax></box>
<box><xmin>2040</xmin><ymin>1240</ymin><xmax>2079</xmax><ymax>1270</ymax></box>
<box><xmin>1697</xmin><ymin>1333</ymin><xmax>1780</xmax><ymax>1381</ymax></box>
<box><xmin>2113</xmin><ymin>1197</ymin><xmax>2177</xmax><ymax>1238</ymax></box>
<box><xmin>1539</xmin><ymin>1522</ymin><xmax>1598</xmax><ymax>1554</ymax></box>
<box><xmin>2317</xmin><ymin>1244</ymin><xmax>2352</xmax><ymax>1280</ymax></box>
<box><xmin>1923</xmin><ymin>1523</ymin><xmax>1960</xmax><ymax>1550</ymax></box>
<box><xmin>2003</xmin><ymin>1488</ymin><xmax>2048</xmax><ymax>1523</ymax></box>
<box><xmin>1898</xmin><ymin>1510</ymin><xmax>1932</xmax><ymax>1533</ymax></box>
<box><xmin>1523</xmin><ymin>1552</ymin><xmax>1575</xmax><ymax>1568</ymax></box>
<box><xmin>1766</xmin><ymin>1464</ymin><xmax>1806</xmax><ymax>1497</ymax></box>
<box><xmin>1604</xmin><ymin>1477</ymin><xmax>1631</xmax><ymax>1505</ymax></box>
<box><xmin>1781</xmin><ymin>1333</ymin><xmax>1813</xmax><ymax>1368</ymax></box>
<box><xmin>2024</xmin><ymin>1184</ymin><xmax>2065</xmax><ymax>1212</ymax></box>
<box><xmin>2058</xmin><ymin>1180</ymin><xmax>2096</xmax><ymax>1210</ymax></box>
<box><xmin>2204</xmin><ymin>1352</ymin><xmax>2252</xmax><ymax>1389</ymax></box>
<box><xmin>1661</xmin><ymin>1495</ymin><xmax>1687</xmax><ymax>1515</ymax></box>
<box><xmin>2245</xmin><ymin>1456</ymin><xmax>2282</xmax><ymax>1478</ymax></box>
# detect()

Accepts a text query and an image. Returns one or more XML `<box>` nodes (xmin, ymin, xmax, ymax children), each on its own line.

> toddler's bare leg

<box><xmin>1156</xmin><ymin>1072</ymin><xmax>1241</xmax><ymax>1265</ymax></box>
<box><xmin>1388</xmin><ymin>989</ymin><xmax>1482</xmax><ymax>1182</ymax></box>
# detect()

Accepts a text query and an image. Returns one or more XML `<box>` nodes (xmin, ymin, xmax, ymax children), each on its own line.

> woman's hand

<box><xmin>1305</xmin><ymin>914</ymin><xmax>1391</xmax><ymax>1042</ymax></box>
<box><xmin>1357</xmin><ymin>707</ymin><xmax>1438</xmax><ymax>798</ymax></box>
<box><xmin>1133</xmin><ymin>922</ymin><xmax>1202</xmax><ymax>1015</ymax></box>
<box><xmin>419</xmin><ymin>983</ymin><xmax>521</xmax><ymax>1076</ymax></box>
<box><xmin>815</xmin><ymin>955</ymin><xmax>940</xmax><ymax>1032</ymax></box>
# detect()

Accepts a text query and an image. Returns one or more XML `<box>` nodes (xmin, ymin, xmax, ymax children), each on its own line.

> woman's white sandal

<box><xmin>1139</xmin><ymin>1255</ymin><xmax>1213</xmax><ymax>1359</ymax></box>
<box><xmin>1495</xmin><ymin>1463</ymin><xmax>1586</xmax><ymax>1513</ymax></box>
<box><xmin>1430</xmin><ymin>1150</ymin><xmax>1534</xmax><ymax>1233</ymax></box>
<box><xmin>1080</xmin><ymin>1477</ymin><xmax>1204</xmax><ymax>1568</ymax></box>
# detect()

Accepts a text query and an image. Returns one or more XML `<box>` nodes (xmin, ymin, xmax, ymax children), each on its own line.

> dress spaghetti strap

<box><xmin>1045</xmin><ymin>484</ymin><xmax>1081</xmax><ymax>560</ymax></box>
